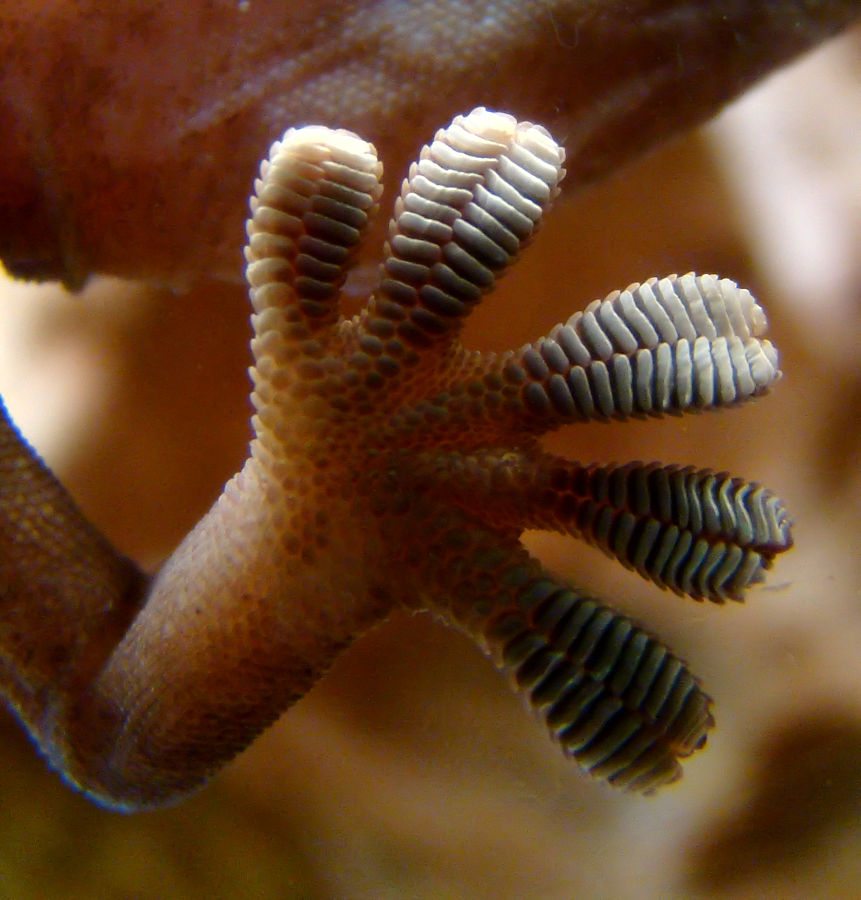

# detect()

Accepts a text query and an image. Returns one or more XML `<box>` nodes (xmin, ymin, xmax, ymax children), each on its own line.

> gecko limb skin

<box><xmin>0</xmin><ymin>109</ymin><xmax>791</xmax><ymax>810</ymax></box>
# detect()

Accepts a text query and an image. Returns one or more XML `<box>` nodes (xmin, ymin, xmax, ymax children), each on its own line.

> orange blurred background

<box><xmin>1</xmin><ymin>25</ymin><xmax>859</xmax><ymax>899</ymax></box>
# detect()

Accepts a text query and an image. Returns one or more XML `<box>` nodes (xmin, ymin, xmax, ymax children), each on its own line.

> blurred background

<box><xmin>1</xmin><ymin>22</ymin><xmax>859</xmax><ymax>900</ymax></box>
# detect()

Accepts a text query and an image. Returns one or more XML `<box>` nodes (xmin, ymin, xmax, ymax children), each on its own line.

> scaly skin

<box><xmin>0</xmin><ymin>109</ymin><xmax>791</xmax><ymax>811</ymax></box>
<box><xmin>1</xmin><ymin>1</ymin><xmax>857</xmax><ymax>286</ymax></box>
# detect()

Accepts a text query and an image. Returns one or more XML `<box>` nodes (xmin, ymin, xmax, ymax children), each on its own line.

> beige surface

<box><xmin>1</xmin><ymin>28</ymin><xmax>860</xmax><ymax>900</ymax></box>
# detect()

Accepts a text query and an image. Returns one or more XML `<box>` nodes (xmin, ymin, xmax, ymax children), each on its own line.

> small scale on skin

<box><xmin>0</xmin><ymin>108</ymin><xmax>792</xmax><ymax>811</ymax></box>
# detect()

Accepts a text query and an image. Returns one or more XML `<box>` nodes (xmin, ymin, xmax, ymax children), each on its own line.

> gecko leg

<box><xmin>0</xmin><ymin>108</ymin><xmax>792</xmax><ymax>810</ymax></box>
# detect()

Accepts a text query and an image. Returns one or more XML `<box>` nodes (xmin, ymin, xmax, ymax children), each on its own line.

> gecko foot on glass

<box><xmin>0</xmin><ymin>108</ymin><xmax>792</xmax><ymax>810</ymax></box>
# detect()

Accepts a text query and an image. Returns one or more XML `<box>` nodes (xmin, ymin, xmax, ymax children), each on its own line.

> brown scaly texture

<box><xmin>0</xmin><ymin>109</ymin><xmax>791</xmax><ymax>810</ymax></box>
<box><xmin>0</xmin><ymin>1</ymin><xmax>857</xmax><ymax>287</ymax></box>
